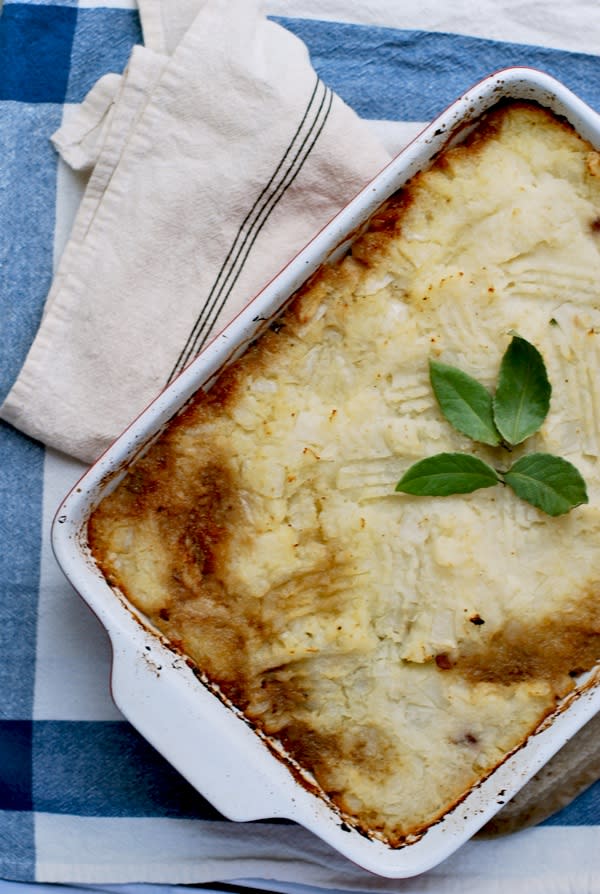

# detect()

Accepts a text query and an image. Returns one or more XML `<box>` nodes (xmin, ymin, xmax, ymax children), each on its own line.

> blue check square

<box><xmin>0</xmin><ymin>4</ymin><xmax>77</xmax><ymax>103</ymax></box>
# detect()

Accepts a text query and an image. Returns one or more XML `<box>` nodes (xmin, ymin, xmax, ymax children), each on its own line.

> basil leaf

<box><xmin>493</xmin><ymin>336</ymin><xmax>552</xmax><ymax>445</ymax></box>
<box><xmin>504</xmin><ymin>453</ymin><xmax>589</xmax><ymax>516</ymax></box>
<box><xmin>396</xmin><ymin>453</ymin><xmax>500</xmax><ymax>496</ymax></box>
<box><xmin>429</xmin><ymin>360</ymin><xmax>500</xmax><ymax>446</ymax></box>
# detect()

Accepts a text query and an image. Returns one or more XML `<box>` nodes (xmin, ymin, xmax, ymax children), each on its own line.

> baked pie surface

<box><xmin>89</xmin><ymin>102</ymin><xmax>600</xmax><ymax>843</ymax></box>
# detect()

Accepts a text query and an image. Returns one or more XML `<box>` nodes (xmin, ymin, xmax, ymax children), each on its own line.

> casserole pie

<box><xmin>88</xmin><ymin>101</ymin><xmax>600</xmax><ymax>844</ymax></box>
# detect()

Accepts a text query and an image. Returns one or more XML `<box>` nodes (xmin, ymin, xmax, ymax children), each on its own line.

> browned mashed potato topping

<box><xmin>88</xmin><ymin>101</ymin><xmax>600</xmax><ymax>845</ymax></box>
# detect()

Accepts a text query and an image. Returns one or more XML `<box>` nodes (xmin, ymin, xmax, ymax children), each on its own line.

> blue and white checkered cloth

<box><xmin>1</xmin><ymin>1</ymin><xmax>600</xmax><ymax>890</ymax></box>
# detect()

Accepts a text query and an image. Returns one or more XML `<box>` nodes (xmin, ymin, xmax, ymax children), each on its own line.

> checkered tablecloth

<box><xmin>1</xmin><ymin>1</ymin><xmax>599</xmax><ymax>890</ymax></box>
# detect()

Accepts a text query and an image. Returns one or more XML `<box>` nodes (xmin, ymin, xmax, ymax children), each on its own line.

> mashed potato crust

<box><xmin>88</xmin><ymin>101</ymin><xmax>600</xmax><ymax>844</ymax></box>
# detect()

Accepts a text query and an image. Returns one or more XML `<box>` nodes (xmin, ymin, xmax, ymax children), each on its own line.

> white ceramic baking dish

<box><xmin>52</xmin><ymin>67</ymin><xmax>600</xmax><ymax>878</ymax></box>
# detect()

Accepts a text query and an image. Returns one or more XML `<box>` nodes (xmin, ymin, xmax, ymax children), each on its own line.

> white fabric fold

<box><xmin>137</xmin><ymin>0</ymin><xmax>206</xmax><ymax>55</ymax></box>
<box><xmin>51</xmin><ymin>73</ymin><xmax>123</xmax><ymax>174</ymax></box>
<box><xmin>0</xmin><ymin>0</ymin><xmax>390</xmax><ymax>463</ymax></box>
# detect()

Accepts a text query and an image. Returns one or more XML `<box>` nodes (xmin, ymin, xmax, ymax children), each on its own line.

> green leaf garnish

<box><xmin>429</xmin><ymin>360</ymin><xmax>500</xmax><ymax>446</ymax></box>
<box><xmin>395</xmin><ymin>453</ymin><xmax>500</xmax><ymax>496</ymax></box>
<box><xmin>394</xmin><ymin>335</ymin><xmax>588</xmax><ymax>516</ymax></box>
<box><xmin>503</xmin><ymin>453</ymin><xmax>589</xmax><ymax>516</ymax></box>
<box><xmin>493</xmin><ymin>335</ymin><xmax>551</xmax><ymax>445</ymax></box>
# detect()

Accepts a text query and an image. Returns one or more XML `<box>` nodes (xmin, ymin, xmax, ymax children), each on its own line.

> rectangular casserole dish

<box><xmin>52</xmin><ymin>67</ymin><xmax>600</xmax><ymax>878</ymax></box>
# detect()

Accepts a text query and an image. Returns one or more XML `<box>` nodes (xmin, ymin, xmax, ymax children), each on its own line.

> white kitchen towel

<box><xmin>51</xmin><ymin>0</ymin><xmax>204</xmax><ymax>178</ymax></box>
<box><xmin>0</xmin><ymin>0</ymin><xmax>390</xmax><ymax>464</ymax></box>
<box><xmin>137</xmin><ymin>0</ymin><xmax>204</xmax><ymax>55</ymax></box>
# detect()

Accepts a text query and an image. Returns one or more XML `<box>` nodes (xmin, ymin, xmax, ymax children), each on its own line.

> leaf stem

<box><xmin>394</xmin><ymin>338</ymin><xmax>589</xmax><ymax>516</ymax></box>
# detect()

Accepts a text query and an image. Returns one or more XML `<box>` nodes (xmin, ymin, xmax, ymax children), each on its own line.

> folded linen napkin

<box><xmin>1</xmin><ymin>0</ymin><xmax>598</xmax><ymax>859</ymax></box>
<box><xmin>0</xmin><ymin>0</ymin><xmax>390</xmax><ymax>463</ymax></box>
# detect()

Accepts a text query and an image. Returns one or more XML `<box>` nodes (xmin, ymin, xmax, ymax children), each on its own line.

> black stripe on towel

<box><xmin>167</xmin><ymin>75</ymin><xmax>334</xmax><ymax>384</ymax></box>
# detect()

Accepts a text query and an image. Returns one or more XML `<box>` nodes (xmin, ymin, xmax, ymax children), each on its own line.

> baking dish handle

<box><xmin>108</xmin><ymin>628</ymin><xmax>292</xmax><ymax>823</ymax></box>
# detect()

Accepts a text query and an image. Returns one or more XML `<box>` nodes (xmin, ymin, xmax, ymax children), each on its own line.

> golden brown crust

<box><xmin>89</xmin><ymin>101</ymin><xmax>600</xmax><ymax>844</ymax></box>
<box><xmin>452</xmin><ymin>592</ymin><xmax>600</xmax><ymax>688</ymax></box>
